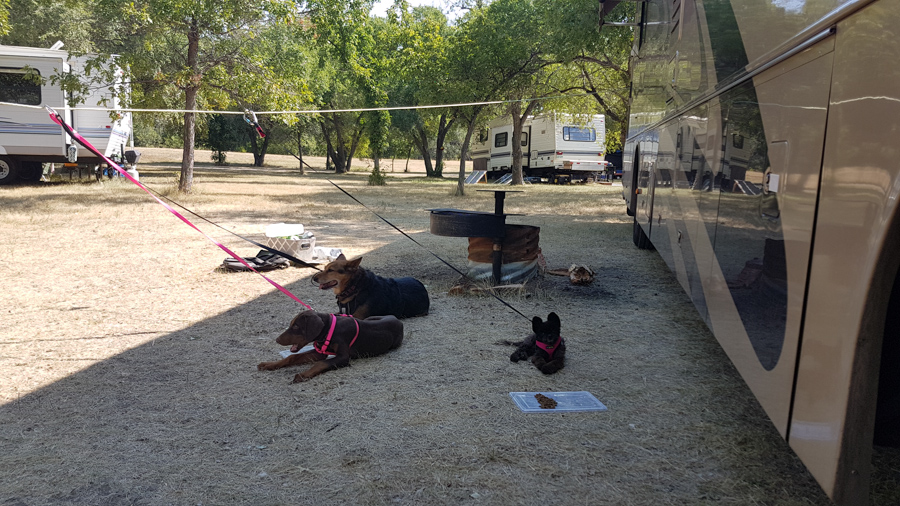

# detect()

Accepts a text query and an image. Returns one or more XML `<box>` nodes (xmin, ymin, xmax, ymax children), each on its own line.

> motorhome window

<box><xmin>478</xmin><ymin>129</ymin><xmax>489</xmax><ymax>143</ymax></box>
<box><xmin>495</xmin><ymin>132</ymin><xmax>508</xmax><ymax>147</ymax></box>
<box><xmin>563</xmin><ymin>127</ymin><xmax>596</xmax><ymax>142</ymax></box>
<box><xmin>0</xmin><ymin>69</ymin><xmax>41</xmax><ymax>106</ymax></box>
<box><xmin>732</xmin><ymin>133</ymin><xmax>744</xmax><ymax>149</ymax></box>
<box><xmin>521</xmin><ymin>132</ymin><xmax>528</xmax><ymax>146</ymax></box>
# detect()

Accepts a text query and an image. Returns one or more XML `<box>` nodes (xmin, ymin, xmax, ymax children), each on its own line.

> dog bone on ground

<box><xmin>547</xmin><ymin>264</ymin><xmax>594</xmax><ymax>285</ymax></box>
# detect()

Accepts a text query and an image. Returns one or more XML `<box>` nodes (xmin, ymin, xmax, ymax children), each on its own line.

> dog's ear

<box><xmin>346</xmin><ymin>256</ymin><xmax>362</xmax><ymax>270</ymax></box>
<box><xmin>335</xmin><ymin>253</ymin><xmax>347</xmax><ymax>262</ymax></box>
<box><xmin>547</xmin><ymin>312</ymin><xmax>561</xmax><ymax>331</ymax></box>
<box><xmin>298</xmin><ymin>310</ymin><xmax>325</xmax><ymax>337</ymax></box>
<box><xmin>532</xmin><ymin>315</ymin><xmax>544</xmax><ymax>332</ymax></box>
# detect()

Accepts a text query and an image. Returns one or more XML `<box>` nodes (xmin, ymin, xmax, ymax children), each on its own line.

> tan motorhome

<box><xmin>614</xmin><ymin>0</ymin><xmax>900</xmax><ymax>503</ymax></box>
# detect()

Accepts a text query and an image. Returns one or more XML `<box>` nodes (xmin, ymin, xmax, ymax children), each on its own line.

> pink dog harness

<box><xmin>313</xmin><ymin>314</ymin><xmax>359</xmax><ymax>356</ymax></box>
<box><xmin>536</xmin><ymin>336</ymin><xmax>563</xmax><ymax>358</ymax></box>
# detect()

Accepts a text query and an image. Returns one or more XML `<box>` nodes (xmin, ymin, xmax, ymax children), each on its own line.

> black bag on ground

<box><xmin>221</xmin><ymin>250</ymin><xmax>290</xmax><ymax>272</ymax></box>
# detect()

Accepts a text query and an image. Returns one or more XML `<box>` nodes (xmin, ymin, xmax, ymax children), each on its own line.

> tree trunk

<box><xmin>252</xmin><ymin>132</ymin><xmax>269</xmax><ymax>167</ymax></box>
<box><xmin>347</xmin><ymin>114</ymin><xmax>364</xmax><ymax>172</ymax></box>
<box><xmin>178</xmin><ymin>18</ymin><xmax>201</xmax><ymax>193</ymax></box>
<box><xmin>509</xmin><ymin>100</ymin><xmax>539</xmax><ymax>186</ymax></box>
<box><xmin>319</xmin><ymin>119</ymin><xmax>335</xmax><ymax>171</ymax></box>
<box><xmin>296</xmin><ymin>125</ymin><xmax>305</xmax><ymax>175</ymax></box>
<box><xmin>433</xmin><ymin>113</ymin><xmax>456</xmax><ymax>179</ymax></box>
<box><xmin>180</xmin><ymin>92</ymin><xmax>197</xmax><ymax>192</ymax></box>
<box><xmin>249</xmin><ymin>119</ymin><xmax>269</xmax><ymax>167</ymax></box>
<box><xmin>414</xmin><ymin>124</ymin><xmax>435</xmax><ymax>177</ymax></box>
<box><xmin>456</xmin><ymin>117</ymin><xmax>479</xmax><ymax>197</ymax></box>
<box><xmin>333</xmin><ymin>119</ymin><xmax>347</xmax><ymax>173</ymax></box>
<box><xmin>455</xmin><ymin>105</ymin><xmax>484</xmax><ymax>196</ymax></box>
<box><xmin>331</xmin><ymin>115</ymin><xmax>349</xmax><ymax>173</ymax></box>
<box><xmin>510</xmin><ymin>103</ymin><xmax>525</xmax><ymax>186</ymax></box>
<box><xmin>320</xmin><ymin>112</ymin><xmax>363</xmax><ymax>174</ymax></box>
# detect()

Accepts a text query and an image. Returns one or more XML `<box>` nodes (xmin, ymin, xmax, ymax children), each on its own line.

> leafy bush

<box><xmin>207</xmin><ymin>114</ymin><xmax>246</xmax><ymax>165</ymax></box>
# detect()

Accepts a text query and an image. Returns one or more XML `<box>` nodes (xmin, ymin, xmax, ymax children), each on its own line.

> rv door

<box><xmin>522</xmin><ymin>126</ymin><xmax>531</xmax><ymax>168</ymax></box>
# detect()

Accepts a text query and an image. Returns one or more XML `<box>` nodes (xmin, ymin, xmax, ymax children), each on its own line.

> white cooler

<box><xmin>265</xmin><ymin>223</ymin><xmax>316</xmax><ymax>263</ymax></box>
<box><xmin>264</xmin><ymin>223</ymin><xmax>340</xmax><ymax>265</ymax></box>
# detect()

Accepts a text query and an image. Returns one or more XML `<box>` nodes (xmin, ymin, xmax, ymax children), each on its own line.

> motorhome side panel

<box><xmin>0</xmin><ymin>53</ymin><xmax>67</xmax><ymax>157</ymax></box>
<box><xmin>627</xmin><ymin>0</ymin><xmax>830</xmax><ymax>439</ymax></box>
<box><xmin>622</xmin><ymin>0</ymin><xmax>896</xmax><ymax>503</ymax></box>
<box><xmin>790</xmin><ymin>3</ymin><xmax>900</xmax><ymax>502</ymax></box>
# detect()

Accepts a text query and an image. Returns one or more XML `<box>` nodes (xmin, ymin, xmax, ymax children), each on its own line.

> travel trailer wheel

<box><xmin>19</xmin><ymin>162</ymin><xmax>43</xmax><ymax>182</ymax></box>
<box><xmin>0</xmin><ymin>156</ymin><xmax>20</xmax><ymax>185</ymax></box>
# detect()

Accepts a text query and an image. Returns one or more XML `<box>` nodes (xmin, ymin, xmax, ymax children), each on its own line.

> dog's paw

<box><xmin>258</xmin><ymin>362</ymin><xmax>278</xmax><ymax>371</ymax></box>
<box><xmin>539</xmin><ymin>363</ymin><xmax>563</xmax><ymax>375</ymax></box>
<box><xmin>291</xmin><ymin>374</ymin><xmax>311</xmax><ymax>384</ymax></box>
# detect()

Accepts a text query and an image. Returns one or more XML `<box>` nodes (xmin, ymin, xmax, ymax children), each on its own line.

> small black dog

<box><xmin>508</xmin><ymin>312</ymin><xmax>565</xmax><ymax>374</ymax></box>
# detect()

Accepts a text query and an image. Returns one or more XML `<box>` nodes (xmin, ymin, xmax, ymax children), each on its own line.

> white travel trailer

<box><xmin>471</xmin><ymin>113</ymin><xmax>608</xmax><ymax>182</ymax></box>
<box><xmin>0</xmin><ymin>43</ymin><xmax>133</xmax><ymax>184</ymax></box>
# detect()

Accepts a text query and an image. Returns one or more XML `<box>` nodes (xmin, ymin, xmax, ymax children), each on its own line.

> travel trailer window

<box><xmin>563</xmin><ymin>126</ymin><xmax>596</xmax><ymax>142</ymax></box>
<box><xmin>0</xmin><ymin>69</ymin><xmax>41</xmax><ymax>105</ymax></box>
<box><xmin>494</xmin><ymin>132</ymin><xmax>508</xmax><ymax>147</ymax></box>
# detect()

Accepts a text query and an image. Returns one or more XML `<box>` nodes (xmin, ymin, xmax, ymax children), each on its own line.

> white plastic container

<box><xmin>265</xmin><ymin>223</ymin><xmax>305</xmax><ymax>238</ymax></box>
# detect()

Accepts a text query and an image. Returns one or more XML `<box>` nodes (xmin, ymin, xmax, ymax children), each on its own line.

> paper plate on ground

<box><xmin>509</xmin><ymin>391</ymin><xmax>608</xmax><ymax>413</ymax></box>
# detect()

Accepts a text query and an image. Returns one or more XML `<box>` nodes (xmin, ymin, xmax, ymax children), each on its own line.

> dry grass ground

<box><xmin>0</xmin><ymin>148</ymin><xmax>897</xmax><ymax>505</ymax></box>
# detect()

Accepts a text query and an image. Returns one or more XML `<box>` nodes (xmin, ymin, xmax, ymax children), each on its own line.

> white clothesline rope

<box><xmin>0</xmin><ymin>92</ymin><xmax>596</xmax><ymax>115</ymax></box>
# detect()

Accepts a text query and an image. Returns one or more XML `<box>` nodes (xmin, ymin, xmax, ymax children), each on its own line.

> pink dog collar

<box><xmin>314</xmin><ymin>314</ymin><xmax>359</xmax><ymax>356</ymax></box>
<box><xmin>536</xmin><ymin>336</ymin><xmax>562</xmax><ymax>358</ymax></box>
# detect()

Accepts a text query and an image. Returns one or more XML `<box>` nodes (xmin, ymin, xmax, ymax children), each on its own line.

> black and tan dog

<box><xmin>258</xmin><ymin>309</ymin><xmax>403</xmax><ymax>383</ymax></box>
<box><xmin>312</xmin><ymin>254</ymin><xmax>429</xmax><ymax>319</ymax></box>
<box><xmin>507</xmin><ymin>312</ymin><xmax>566</xmax><ymax>375</ymax></box>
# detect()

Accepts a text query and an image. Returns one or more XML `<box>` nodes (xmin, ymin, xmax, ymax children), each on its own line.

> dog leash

<box><xmin>45</xmin><ymin>106</ymin><xmax>314</xmax><ymax>310</ymax></box>
<box><xmin>243</xmin><ymin>109</ymin><xmax>266</xmax><ymax>138</ymax></box>
<box><xmin>326</xmin><ymin>179</ymin><xmax>531</xmax><ymax>321</ymax></box>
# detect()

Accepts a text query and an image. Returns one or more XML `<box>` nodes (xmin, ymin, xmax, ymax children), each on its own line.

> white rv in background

<box><xmin>0</xmin><ymin>43</ymin><xmax>133</xmax><ymax>184</ymax></box>
<box><xmin>471</xmin><ymin>113</ymin><xmax>607</xmax><ymax>183</ymax></box>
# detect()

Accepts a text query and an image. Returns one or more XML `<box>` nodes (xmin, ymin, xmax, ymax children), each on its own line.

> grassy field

<box><xmin>0</xmin><ymin>148</ymin><xmax>896</xmax><ymax>505</ymax></box>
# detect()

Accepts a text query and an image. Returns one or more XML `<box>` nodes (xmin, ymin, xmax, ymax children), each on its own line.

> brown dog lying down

<box><xmin>311</xmin><ymin>254</ymin><xmax>429</xmax><ymax>319</ymax></box>
<box><xmin>258</xmin><ymin>309</ymin><xmax>403</xmax><ymax>383</ymax></box>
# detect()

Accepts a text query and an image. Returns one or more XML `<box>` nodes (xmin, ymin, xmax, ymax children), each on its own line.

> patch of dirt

<box><xmin>0</xmin><ymin>153</ymin><xmax>870</xmax><ymax>505</ymax></box>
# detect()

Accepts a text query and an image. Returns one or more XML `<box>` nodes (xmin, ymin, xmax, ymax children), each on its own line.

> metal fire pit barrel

<box><xmin>429</xmin><ymin>209</ymin><xmax>507</xmax><ymax>238</ymax></box>
<box><xmin>428</xmin><ymin>190</ymin><xmax>526</xmax><ymax>284</ymax></box>
<box><xmin>466</xmin><ymin>224</ymin><xmax>541</xmax><ymax>284</ymax></box>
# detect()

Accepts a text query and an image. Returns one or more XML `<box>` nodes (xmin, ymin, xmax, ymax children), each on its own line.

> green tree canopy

<box><xmin>93</xmin><ymin>0</ymin><xmax>301</xmax><ymax>192</ymax></box>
